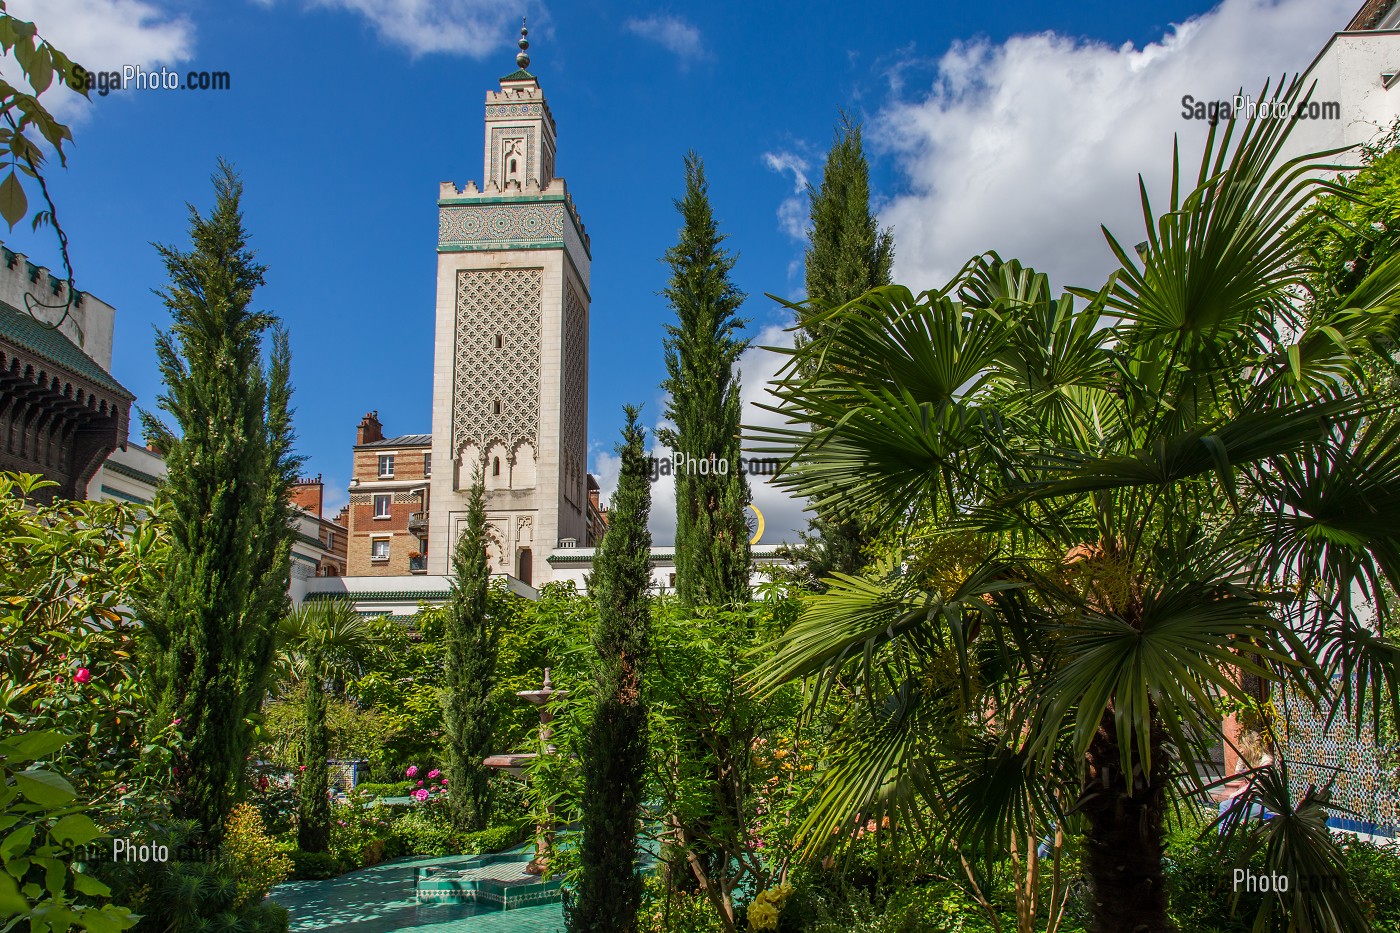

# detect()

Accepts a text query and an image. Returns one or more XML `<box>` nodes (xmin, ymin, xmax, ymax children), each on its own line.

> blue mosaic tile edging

<box><xmin>1327</xmin><ymin>816</ymin><xmax>1398</xmax><ymax>838</ymax></box>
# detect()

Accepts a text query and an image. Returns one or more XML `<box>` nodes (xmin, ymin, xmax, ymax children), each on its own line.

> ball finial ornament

<box><xmin>516</xmin><ymin>18</ymin><xmax>530</xmax><ymax>69</ymax></box>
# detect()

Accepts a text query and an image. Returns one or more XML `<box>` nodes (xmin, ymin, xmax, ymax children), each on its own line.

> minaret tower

<box><xmin>428</xmin><ymin>20</ymin><xmax>591</xmax><ymax>585</ymax></box>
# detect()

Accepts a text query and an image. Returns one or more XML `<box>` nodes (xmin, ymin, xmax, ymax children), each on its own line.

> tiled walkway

<box><xmin>269</xmin><ymin>854</ymin><xmax>565</xmax><ymax>933</ymax></box>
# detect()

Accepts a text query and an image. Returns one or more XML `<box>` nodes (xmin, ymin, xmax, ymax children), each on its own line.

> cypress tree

<box><xmin>297</xmin><ymin>659</ymin><xmax>330</xmax><ymax>852</ymax></box>
<box><xmin>570</xmin><ymin>407</ymin><xmax>653</xmax><ymax>933</ymax></box>
<box><xmin>797</xmin><ymin>114</ymin><xmax>894</xmax><ymax>577</ymax></box>
<box><xmin>659</xmin><ymin>152</ymin><xmax>751</xmax><ymax>608</ymax></box>
<box><xmin>443</xmin><ymin>472</ymin><xmax>498</xmax><ymax>834</ymax></box>
<box><xmin>141</xmin><ymin>160</ymin><xmax>300</xmax><ymax>845</ymax></box>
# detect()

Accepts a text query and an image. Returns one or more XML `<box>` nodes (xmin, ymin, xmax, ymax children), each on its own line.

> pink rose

<box><xmin>73</xmin><ymin>668</ymin><xmax>91</xmax><ymax>684</ymax></box>
<box><xmin>417</xmin><ymin>780</ymin><xmax>423</xmax><ymax>786</ymax></box>
<box><xmin>440</xmin><ymin>778</ymin><xmax>448</xmax><ymax>785</ymax></box>
<box><xmin>299</xmin><ymin>766</ymin><xmax>306</xmax><ymax>772</ymax></box>
<box><xmin>406</xmin><ymin>766</ymin><xmax>419</xmax><ymax>778</ymax></box>
<box><xmin>173</xmin><ymin>718</ymin><xmax>182</xmax><ymax>725</ymax></box>
<box><xmin>412</xmin><ymin>788</ymin><xmax>429</xmax><ymax>802</ymax></box>
<box><xmin>427</xmin><ymin>769</ymin><xmax>441</xmax><ymax>779</ymax></box>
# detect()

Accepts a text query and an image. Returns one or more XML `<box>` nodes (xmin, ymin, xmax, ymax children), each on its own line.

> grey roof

<box><xmin>360</xmin><ymin>434</ymin><xmax>432</xmax><ymax>448</ymax></box>
<box><xmin>0</xmin><ymin>299</ymin><xmax>132</xmax><ymax>398</ymax></box>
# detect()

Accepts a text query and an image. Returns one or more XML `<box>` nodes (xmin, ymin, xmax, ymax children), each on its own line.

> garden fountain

<box><xmin>414</xmin><ymin>669</ymin><xmax>568</xmax><ymax>910</ymax></box>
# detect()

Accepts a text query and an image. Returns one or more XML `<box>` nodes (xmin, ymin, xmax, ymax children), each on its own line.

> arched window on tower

<box><xmin>493</xmin><ymin>457</ymin><xmax>501</xmax><ymax>477</ymax></box>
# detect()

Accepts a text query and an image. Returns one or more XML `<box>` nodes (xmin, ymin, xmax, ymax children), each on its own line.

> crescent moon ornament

<box><xmin>746</xmin><ymin>504</ymin><xmax>765</xmax><ymax>545</ymax></box>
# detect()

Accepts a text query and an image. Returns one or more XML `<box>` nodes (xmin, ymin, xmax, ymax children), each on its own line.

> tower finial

<box><xmin>516</xmin><ymin>17</ymin><xmax>531</xmax><ymax>70</ymax></box>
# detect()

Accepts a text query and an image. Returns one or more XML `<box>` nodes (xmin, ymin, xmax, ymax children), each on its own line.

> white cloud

<box><xmin>875</xmin><ymin>0</ymin><xmax>1358</xmax><ymax>294</ymax></box>
<box><xmin>624</xmin><ymin>14</ymin><xmax>706</xmax><ymax>66</ymax></box>
<box><xmin>590</xmin><ymin>324</ymin><xmax>810</xmax><ymax>547</ymax></box>
<box><xmin>762</xmin><ymin>150</ymin><xmax>811</xmax><ymax>243</ymax></box>
<box><xmin>259</xmin><ymin>0</ymin><xmax>529</xmax><ymax>57</ymax></box>
<box><xmin>5</xmin><ymin>0</ymin><xmax>195</xmax><ymax>118</ymax></box>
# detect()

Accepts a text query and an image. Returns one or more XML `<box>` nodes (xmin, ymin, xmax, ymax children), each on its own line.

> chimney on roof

<box><xmin>290</xmin><ymin>475</ymin><xmax>324</xmax><ymax>518</ymax></box>
<box><xmin>357</xmin><ymin>411</ymin><xmax>384</xmax><ymax>445</ymax></box>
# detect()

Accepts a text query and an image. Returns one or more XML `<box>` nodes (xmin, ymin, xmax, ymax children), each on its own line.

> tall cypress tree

<box><xmin>141</xmin><ymin>160</ymin><xmax>300</xmax><ymax>845</ymax></box>
<box><xmin>297</xmin><ymin>656</ymin><xmax>330</xmax><ymax>852</ymax></box>
<box><xmin>443</xmin><ymin>472</ymin><xmax>498</xmax><ymax>834</ymax></box>
<box><xmin>570</xmin><ymin>406</ymin><xmax>653</xmax><ymax>933</ymax></box>
<box><xmin>659</xmin><ymin>152</ymin><xmax>751</xmax><ymax>608</ymax></box>
<box><xmin>796</xmin><ymin>114</ymin><xmax>894</xmax><ymax>577</ymax></box>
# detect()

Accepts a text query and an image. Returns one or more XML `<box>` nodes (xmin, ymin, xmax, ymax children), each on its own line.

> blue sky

<box><xmin>6</xmin><ymin>0</ymin><xmax>1363</xmax><ymax>542</ymax></box>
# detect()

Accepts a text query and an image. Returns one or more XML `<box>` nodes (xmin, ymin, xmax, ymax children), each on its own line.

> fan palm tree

<box><xmin>276</xmin><ymin>598</ymin><xmax>374</xmax><ymax>853</ymax></box>
<box><xmin>750</xmin><ymin>78</ymin><xmax>1400</xmax><ymax>933</ymax></box>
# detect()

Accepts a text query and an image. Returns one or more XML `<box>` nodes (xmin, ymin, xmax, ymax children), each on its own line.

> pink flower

<box><xmin>405</xmin><ymin>766</ymin><xmax>419</xmax><ymax>778</ymax></box>
<box><xmin>440</xmin><ymin>778</ymin><xmax>448</xmax><ymax>785</ymax></box>
<box><xmin>427</xmin><ymin>769</ymin><xmax>441</xmax><ymax>779</ymax></box>
<box><xmin>412</xmin><ymin>789</ymin><xmax>429</xmax><ymax>802</ymax></box>
<box><xmin>173</xmin><ymin>718</ymin><xmax>182</xmax><ymax>725</ymax></box>
<box><xmin>299</xmin><ymin>766</ymin><xmax>306</xmax><ymax>772</ymax></box>
<box><xmin>73</xmin><ymin>668</ymin><xmax>91</xmax><ymax>684</ymax></box>
<box><xmin>417</xmin><ymin>780</ymin><xmax>423</xmax><ymax>787</ymax></box>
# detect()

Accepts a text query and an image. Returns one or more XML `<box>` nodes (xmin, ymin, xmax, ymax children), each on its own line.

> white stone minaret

<box><xmin>428</xmin><ymin>21</ymin><xmax>591</xmax><ymax>586</ymax></box>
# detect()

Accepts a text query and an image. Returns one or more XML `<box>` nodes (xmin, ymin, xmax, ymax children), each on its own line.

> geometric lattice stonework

<box><xmin>560</xmin><ymin>282</ymin><xmax>588</xmax><ymax>508</ymax></box>
<box><xmin>452</xmin><ymin>268</ymin><xmax>541</xmax><ymax>454</ymax></box>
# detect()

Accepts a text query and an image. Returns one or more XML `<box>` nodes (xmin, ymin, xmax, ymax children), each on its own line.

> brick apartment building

<box><xmin>346</xmin><ymin>412</ymin><xmax>432</xmax><ymax>576</ymax></box>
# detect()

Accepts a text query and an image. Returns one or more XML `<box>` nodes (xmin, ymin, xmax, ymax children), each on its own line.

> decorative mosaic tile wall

<box><xmin>1278</xmin><ymin>685</ymin><xmax>1400</xmax><ymax>834</ymax></box>
<box><xmin>439</xmin><ymin>202</ymin><xmax>565</xmax><ymax>247</ymax></box>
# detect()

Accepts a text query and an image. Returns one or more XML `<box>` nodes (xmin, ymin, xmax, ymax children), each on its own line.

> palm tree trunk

<box><xmin>1081</xmin><ymin>710</ymin><xmax>1174</xmax><ymax>933</ymax></box>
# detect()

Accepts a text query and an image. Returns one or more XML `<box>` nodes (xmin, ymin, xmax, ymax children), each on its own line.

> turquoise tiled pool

<box><xmin>268</xmin><ymin>853</ymin><xmax>565</xmax><ymax>932</ymax></box>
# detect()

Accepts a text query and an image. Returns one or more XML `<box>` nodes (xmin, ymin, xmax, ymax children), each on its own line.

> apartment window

<box><xmin>373</xmin><ymin>493</ymin><xmax>391</xmax><ymax>518</ymax></box>
<box><xmin>371</xmin><ymin>538</ymin><xmax>390</xmax><ymax>561</ymax></box>
<box><xmin>378</xmin><ymin>454</ymin><xmax>395</xmax><ymax>478</ymax></box>
<box><xmin>326</xmin><ymin>531</ymin><xmax>335</xmax><ymax>550</ymax></box>
<box><xmin>424</xmin><ymin>453</ymin><xmax>432</xmax><ymax>477</ymax></box>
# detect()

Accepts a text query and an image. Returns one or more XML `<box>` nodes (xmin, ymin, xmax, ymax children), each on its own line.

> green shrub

<box><xmin>1340</xmin><ymin>836</ymin><xmax>1400</xmax><ymax>931</ymax></box>
<box><xmin>289</xmin><ymin>850</ymin><xmax>341</xmax><ymax>880</ymax></box>
<box><xmin>354</xmin><ymin>781</ymin><xmax>413</xmax><ymax>798</ymax></box>
<box><xmin>329</xmin><ymin>798</ymin><xmax>396</xmax><ymax>869</ymax></box>
<box><xmin>460</xmin><ymin>824</ymin><xmax>525</xmax><ymax>854</ymax></box>
<box><xmin>390</xmin><ymin>805</ymin><xmax>455</xmax><ymax>856</ymax></box>
<box><xmin>221</xmin><ymin>803</ymin><xmax>293</xmax><ymax>907</ymax></box>
<box><xmin>1163</xmin><ymin>810</ymin><xmax>1400</xmax><ymax>933</ymax></box>
<box><xmin>245</xmin><ymin>900</ymin><xmax>290</xmax><ymax>933</ymax></box>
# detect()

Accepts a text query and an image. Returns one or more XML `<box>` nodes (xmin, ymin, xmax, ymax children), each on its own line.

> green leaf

<box><xmin>76</xmin><ymin>905</ymin><xmax>138</xmax><ymax>933</ymax></box>
<box><xmin>0</xmin><ymin>872</ymin><xmax>23</xmax><ymax>917</ymax></box>
<box><xmin>26</xmin><ymin>49</ymin><xmax>51</xmax><ymax>95</ymax></box>
<box><xmin>14</xmin><ymin>770</ymin><xmax>75</xmax><ymax>807</ymax></box>
<box><xmin>3</xmin><ymin>733</ymin><xmax>70</xmax><ymax>763</ymax></box>
<box><xmin>0</xmin><ymin>826</ymin><xmax>34</xmax><ymax>860</ymax></box>
<box><xmin>50</xmin><ymin>815</ymin><xmax>99</xmax><ymax>847</ymax></box>
<box><xmin>0</xmin><ymin>170</ymin><xmax>26</xmax><ymax>230</ymax></box>
<box><xmin>70</xmin><ymin>871</ymin><xmax>109</xmax><ymax>897</ymax></box>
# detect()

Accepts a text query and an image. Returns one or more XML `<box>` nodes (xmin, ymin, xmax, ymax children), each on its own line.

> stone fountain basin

<box><xmin>414</xmin><ymin>846</ymin><xmax>562</xmax><ymax>910</ymax></box>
